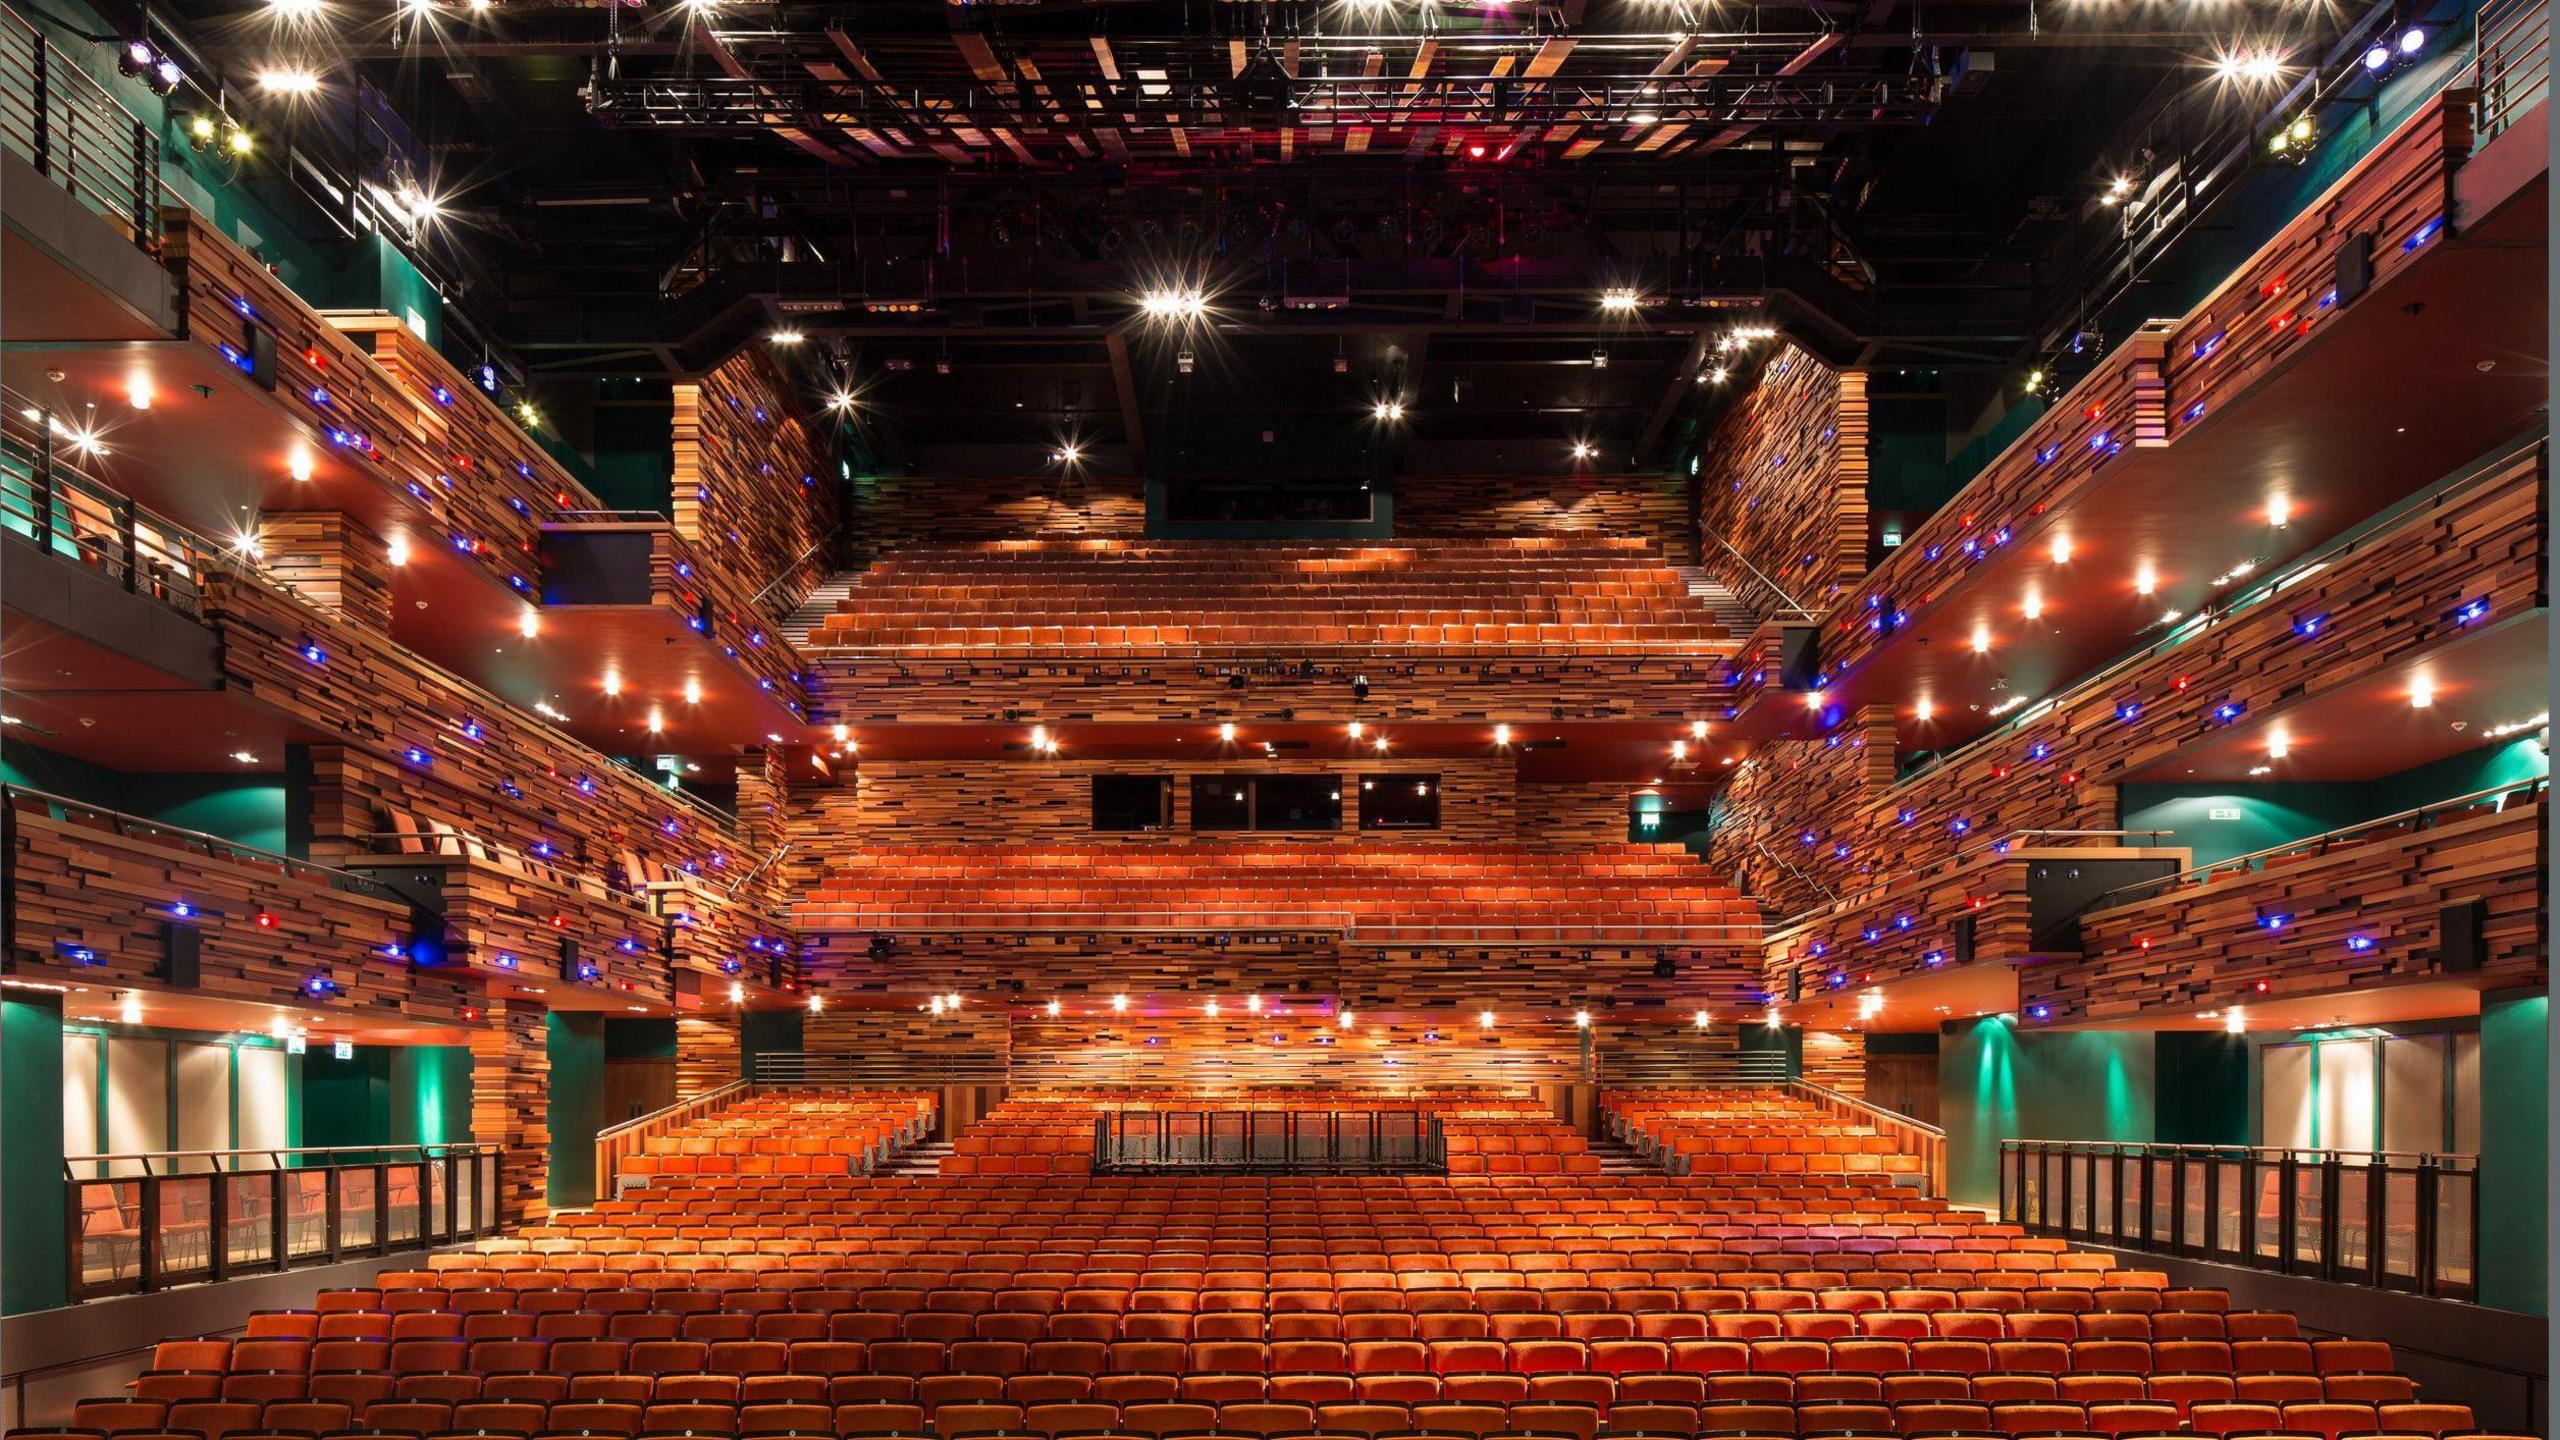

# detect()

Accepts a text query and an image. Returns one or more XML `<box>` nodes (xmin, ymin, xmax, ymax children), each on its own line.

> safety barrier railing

<box><xmin>1765</xmin><ymin>829</ymin><xmax>2178</xmax><ymax>936</ymax></box>
<box><xmin>7</xmin><ymin>784</ymin><xmax>398</xmax><ymax>900</ymax></box>
<box><xmin>64</xmin><ymin>1144</ymin><xmax>501</xmax><ymax>1301</ymax></box>
<box><xmin>593</xmin><ymin>1081</ymin><xmax>753</xmax><ymax>1199</ymax></box>
<box><xmin>2001</xmin><ymin>1139</ymin><xmax>2478</xmax><ymax>1300</ymax></box>
<box><xmin>1595</xmin><ymin>1048</ymin><xmax>1793</xmax><ymax>1089</ymax></box>
<box><xmin>0</xmin><ymin>405</ymin><xmax>228</xmax><ymax>615</ymax></box>
<box><xmin>751</xmin><ymin>1051</ymin><xmax>1009</xmax><ymax>1087</ymax></box>
<box><xmin>2082</xmin><ymin>780</ymin><xmax>2548</xmax><ymax>912</ymax></box>
<box><xmin>1792</xmin><ymin>1079</ymin><xmax>1944</xmax><ymax>1198</ymax></box>
<box><xmin>1093</xmin><ymin>1110</ymin><xmax>1448</xmax><ymax>1174</ymax></box>
<box><xmin>2475</xmin><ymin>0</ymin><xmax>2548</xmax><ymax>144</ymax></box>
<box><xmin>0</xmin><ymin>2</ymin><xmax>163</xmax><ymax>248</ymax></box>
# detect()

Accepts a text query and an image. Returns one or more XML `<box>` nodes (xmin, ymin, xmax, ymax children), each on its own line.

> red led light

<box><xmin>255</xmin><ymin>912</ymin><xmax>277</xmax><ymax>928</ymax></box>
<box><xmin>2252</xmin><ymin>979</ymin><xmax>2271</xmax><ymax>994</ymax></box>
<box><xmin>2137</xmin><ymin>937</ymin><xmax>2152</xmax><ymax>950</ymax></box>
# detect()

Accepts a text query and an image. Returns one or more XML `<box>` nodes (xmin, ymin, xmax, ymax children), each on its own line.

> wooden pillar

<box><xmin>258</xmin><ymin>511</ymin><xmax>395</xmax><ymax>632</ymax></box>
<box><xmin>470</xmin><ymin>999</ymin><xmax>552</xmax><ymax>1222</ymax></box>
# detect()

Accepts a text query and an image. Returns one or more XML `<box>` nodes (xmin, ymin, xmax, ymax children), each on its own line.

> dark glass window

<box><xmin>1190</xmin><ymin>776</ymin><xmax>1254</xmax><ymax>831</ymax></box>
<box><xmin>1359</xmin><ymin>774</ymin><xmax>1442</xmax><ymax>830</ymax></box>
<box><xmin>1093</xmin><ymin>775</ymin><xmax>1173</xmax><ymax>831</ymax></box>
<box><xmin>1254</xmin><ymin>775</ymin><xmax>1344</xmax><ymax>831</ymax></box>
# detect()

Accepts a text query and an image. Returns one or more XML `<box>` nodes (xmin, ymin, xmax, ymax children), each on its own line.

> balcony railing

<box><xmin>2001</xmin><ymin>1139</ymin><xmax>2478</xmax><ymax>1301</ymax></box>
<box><xmin>2086</xmin><ymin>779</ymin><xmax>2548</xmax><ymax>910</ymax></box>
<box><xmin>0</xmin><ymin>404</ymin><xmax>229</xmax><ymax>616</ymax></box>
<box><xmin>797</xmin><ymin>907</ymin><xmax>1762</xmax><ymax>947</ymax></box>
<box><xmin>65</xmin><ymin>1144</ymin><xmax>502</xmax><ymax>1301</ymax></box>
<box><xmin>1093</xmin><ymin>1110</ymin><xmax>1449</xmax><ymax>1174</ymax></box>
<box><xmin>8</xmin><ymin>784</ymin><xmax>397</xmax><ymax>901</ymax></box>
<box><xmin>0</xmin><ymin>2</ymin><xmax>162</xmax><ymax>247</ymax></box>
<box><xmin>2475</xmin><ymin>0</ymin><xmax>2548</xmax><ymax>145</ymax></box>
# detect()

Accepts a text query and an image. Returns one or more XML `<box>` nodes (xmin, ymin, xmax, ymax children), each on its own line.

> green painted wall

<box><xmin>2476</xmin><ymin>988</ymin><xmax>2546</xmax><ymax>1314</ymax></box>
<box><xmin>4</xmin><ymin>740</ymin><xmax>290</xmax><ymax>853</ymax></box>
<box><xmin>2154</xmin><ymin>1033</ymin><xmax>2251</xmax><ymax>1144</ymax></box>
<box><xmin>390</xmin><ymin>1047</ymin><xmax>474</xmax><ymax>1146</ymax></box>
<box><xmin>302</xmin><ymin>1048</ymin><xmax>394</xmax><ymax>1151</ymax></box>
<box><xmin>546</xmin><ymin>1013</ymin><xmax>608</xmax><ymax>1208</ymax></box>
<box><xmin>1940</xmin><ymin>1017</ymin><xmax>2158</xmax><ymax>1208</ymax></box>
<box><xmin>607</xmin><ymin>1018</ymin><xmax>679</xmax><ymax>1060</ymax></box>
<box><xmin>1</xmin><ymin>994</ymin><xmax>70</xmax><ymax>1314</ymax></box>
<box><xmin>741</xmin><ymin>1010</ymin><xmax>804</xmax><ymax>1080</ymax></box>
<box><xmin>327</xmin><ymin>235</ymin><xmax>444</xmax><ymax>350</ymax></box>
<box><xmin>589</xmin><ymin>380</ymin><xmax>678</xmax><ymax>515</ymax></box>
<box><xmin>2121</xmin><ymin>740</ymin><xmax>2547</xmax><ymax>866</ymax></box>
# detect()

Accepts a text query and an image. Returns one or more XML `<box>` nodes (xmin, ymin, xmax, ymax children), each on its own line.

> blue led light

<box><xmin>2345</xmin><ymin>935</ymin><xmax>2375</xmax><ymax>953</ymax></box>
<box><xmin>404</xmin><ymin>746</ymin><xmax>431</xmax><ymax>766</ymax></box>
<box><xmin>493</xmin><ymin>953</ymin><xmax>520</xmax><ymax>970</ymax></box>
<box><xmin>1923</xmin><ymin>952</ymin><xmax>1946</xmax><ymax>968</ymax></box>
<box><xmin>2292</xmin><ymin>614</ymin><xmax>2327</xmax><ymax>638</ymax></box>
<box><xmin>2029</xmin><ymin>742</ymin><xmax>2050</xmax><ymax>760</ymax></box>
<box><xmin>1949</xmin><ymin>817</ymin><xmax>1971</xmax><ymax>835</ymax></box>
<box><xmin>2116</xmin><ymin>700</ymin><xmax>2142</xmax><ymax>722</ymax></box>
<box><xmin>2028</xmin><ymin>1005</ymin><xmax>2050</xmax><ymax>1021</ymax></box>
<box><xmin>2214</xmin><ymin>700</ymin><xmax>2247</xmax><ymax>723</ymax></box>
<box><xmin>2402</xmin><ymin>217</ymin><xmax>2443</xmax><ymax>252</ymax></box>
<box><xmin>2455</xmin><ymin>597</ymin><xmax>2490</xmax><ymax>625</ymax></box>
<box><xmin>577</xmin><ymin>962</ymin><xmax>602</xmax><ymax>981</ymax></box>
<box><xmin>2261</xmin><ymin>913</ymin><xmax>2291</xmax><ymax>931</ymax></box>
<box><xmin>1897</xmin><ymin>809</ymin><xmax>1917</xmax><ymax>825</ymax></box>
<box><xmin>301</xmin><ymin>643</ymin><xmax>327</xmax><ymax>665</ymax></box>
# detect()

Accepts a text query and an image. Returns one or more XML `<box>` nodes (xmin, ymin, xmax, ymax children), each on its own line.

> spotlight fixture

<box><xmin>1589</xmin><ymin>347</ymin><xmax>1609</xmax><ymax>370</ymax></box>
<box><xmin>256</xmin><ymin>65</ymin><xmax>322</xmax><ymax>95</ymax></box>
<box><xmin>1372</xmin><ymin>399</ymin><xmax>1404</xmax><ymax>421</ymax></box>
<box><xmin>1137</xmin><ymin>288</ymin><xmax>1208</xmax><ymax>321</ymax></box>
<box><xmin>825</xmin><ymin>391</ymin><xmax>857</xmax><ymax>412</ymax></box>
<box><xmin>119</xmin><ymin>38</ymin><xmax>184</xmax><ymax>95</ymax></box>
<box><xmin>768</xmin><ymin>328</ymin><xmax>805</xmax><ymax>345</ymax></box>
<box><xmin>1572</xmin><ymin>1010</ymin><xmax>1592</xmax><ymax>1029</ymax></box>
<box><xmin>1176</xmin><ymin>349</ymin><xmax>1196</xmax><ymax>375</ymax></box>
<box><xmin>1570</xmin><ymin>441</ymin><xmax>1595</xmax><ymax>462</ymax></box>
<box><xmin>2211</xmin><ymin>49</ymin><xmax>2286</xmax><ymax>85</ymax></box>
<box><xmin>1597</xmin><ymin>288</ymin><xmax>1643</xmax><ymax>313</ymax></box>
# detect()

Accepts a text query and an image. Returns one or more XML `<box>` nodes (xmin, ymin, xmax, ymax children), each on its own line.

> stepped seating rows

<box><xmin>620</xmin><ymin>1095</ymin><xmax>935</xmax><ymax>1183</ymax></box>
<box><xmin>809</xmin><ymin>540</ymin><xmax>1735</xmax><ymax>654</ymax></box>
<box><xmin>27</xmin><ymin>1090</ymin><xmax>2472</xmax><ymax>1440</ymax></box>
<box><xmin>797</xmin><ymin>848</ymin><xmax>1754</xmax><ymax>940</ymax></box>
<box><xmin>1604</xmin><ymin>1095</ymin><xmax>1925</xmax><ymax>1179</ymax></box>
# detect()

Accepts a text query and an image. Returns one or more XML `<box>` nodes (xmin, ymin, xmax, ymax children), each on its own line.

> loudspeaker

<box><xmin>1786</xmin><ymin>969</ymin><xmax>1803</xmax><ymax>1004</ymax></box>
<box><xmin>2438</xmin><ymin>899</ymin><xmax>2485</xmax><ymax>972</ymax></box>
<box><xmin>247</xmin><ymin>326</ymin><xmax>278</xmax><ymax>391</ymax></box>
<box><xmin>2333</xmin><ymin>231</ymin><xmax>2376</xmax><ymax>307</ymax></box>
<box><xmin>1777</xmin><ymin>624</ymin><xmax>1822</xmax><ymax>691</ymax></box>
<box><xmin>560</xmin><ymin>937</ymin><xmax>582</xmax><ymax>981</ymax></box>
<box><xmin>160</xmin><ymin>920</ymin><xmax>200</xmax><ymax>987</ymax></box>
<box><xmin>1952</xmin><ymin>913</ymin><xmax>1978</xmax><ymax>965</ymax></box>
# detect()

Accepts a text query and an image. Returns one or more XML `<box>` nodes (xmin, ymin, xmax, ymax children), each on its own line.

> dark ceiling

<box><xmin>128</xmin><ymin>0</ymin><xmax>2402</xmax><ymax>446</ymax></box>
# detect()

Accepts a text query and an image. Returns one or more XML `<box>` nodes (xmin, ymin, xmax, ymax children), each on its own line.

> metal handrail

<box><xmin>747</xmin><ymin>537</ymin><xmax>830</xmax><ymax>614</ymax></box>
<box><xmin>1790</xmin><ymin>1079</ymin><xmax>1944</xmax><ymax>1197</ymax></box>
<box><xmin>7</xmin><ymin>784</ymin><xmax>394</xmax><ymax>897</ymax></box>
<box><xmin>809</xmin><ymin>639</ymin><xmax>1744</xmax><ymax>664</ymax></box>
<box><xmin>598</xmin><ymin>1081</ymin><xmax>753</xmax><ymax>1145</ymax></box>
<box><xmin>0</xmin><ymin>406</ymin><xmax>237</xmax><ymax>616</ymax></box>
<box><xmin>2474</xmin><ymin>0</ymin><xmax>2548</xmax><ymax>144</ymax></box>
<box><xmin>343</xmin><ymin>829</ymin><xmax>657</xmax><ymax>910</ymax></box>
<box><xmin>2081</xmin><ymin>780</ymin><xmax>2547</xmax><ymax>912</ymax></box>
<box><xmin>1705</xmin><ymin>532</ymin><xmax>1822</xmax><ymax>621</ymax></box>
<box><xmin>1766</xmin><ymin>828</ymin><xmax>2178</xmax><ymax>935</ymax></box>
<box><xmin>64</xmin><ymin>1142</ymin><xmax>502</xmax><ymax>1300</ymax></box>
<box><xmin>0</xmin><ymin>2</ymin><xmax>165</xmax><ymax>248</ymax></box>
<box><xmin>546</xmin><ymin>508</ymin><xmax>677</xmax><ymax>526</ymax></box>
<box><xmin>1790</xmin><ymin>1079</ymin><xmax>1945</xmax><ymax>1139</ymax></box>
<box><xmin>2001</xmin><ymin>1137</ymin><xmax>2479</xmax><ymax>1300</ymax></box>
<box><xmin>1092</xmin><ymin>1110</ymin><xmax>1450</xmax><ymax>1175</ymax></box>
<box><xmin>1890</xmin><ymin>449</ymin><xmax>2535</xmax><ymax>792</ymax></box>
<box><xmin>1746</xmin><ymin>837</ymin><xmax>1838</xmax><ymax>906</ymax></box>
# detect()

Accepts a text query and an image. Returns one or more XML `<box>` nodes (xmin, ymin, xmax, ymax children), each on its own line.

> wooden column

<box><xmin>258</xmin><ymin>512</ymin><xmax>395</xmax><ymax>632</ymax></box>
<box><xmin>470</xmin><ymin>999</ymin><xmax>552</xmax><ymax>1222</ymax></box>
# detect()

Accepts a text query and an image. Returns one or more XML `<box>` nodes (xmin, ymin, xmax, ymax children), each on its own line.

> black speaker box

<box><xmin>1953</xmin><ymin>913</ymin><xmax>1978</xmax><ymax>965</ymax></box>
<box><xmin>560</xmin><ymin>937</ymin><xmax>582</xmax><ymax>981</ymax></box>
<box><xmin>247</xmin><ymin>326</ymin><xmax>278</xmax><ymax>391</ymax></box>
<box><xmin>160</xmin><ymin>920</ymin><xmax>200</xmax><ymax>987</ymax></box>
<box><xmin>2438</xmin><ymin>899</ymin><xmax>2485</xmax><ymax>972</ymax></box>
<box><xmin>1778</xmin><ymin>624</ymin><xmax>1823</xmax><ymax>691</ymax></box>
<box><xmin>2333</xmin><ymin>231</ymin><xmax>2376</xmax><ymax>307</ymax></box>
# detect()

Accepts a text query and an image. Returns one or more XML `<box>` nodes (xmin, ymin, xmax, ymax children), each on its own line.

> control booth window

<box><xmin>1359</xmin><ymin>774</ymin><xmax>1442</xmax><ymax>830</ymax></box>
<box><xmin>1092</xmin><ymin>775</ymin><xmax>1173</xmax><ymax>832</ymax></box>
<box><xmin>1189</xmin><ymin>774</ymin><xmax>1345</xmax><ymax>832</ymax></box>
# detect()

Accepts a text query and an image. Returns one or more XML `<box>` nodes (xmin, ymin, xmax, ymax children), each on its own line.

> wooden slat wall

<box><xmin>1697</xmin><ymin>345</ymin><xmax>1869</xmax><ymax>617</ymax></box>
<box><xmin>807</xmin><ymin>757</ymin><xmax>1521</xmax><ymax>846</ymax></box>
<box><xmin>818</xmin><ymin>657</ymin><xmax>1735</xmax><ymax>726</ymax></box>
<box><xmin>670</xmin><ymin>351</ymin><xmax>842</xmax><ymax>621</ymax></box>
<box><xmin>1795</xmin><ymin>93</ymin><xmax>2472</xmax><ymax>691</ymax></box>
<box><xmin>1006</xmin><ymin>1010</ymin><xmax>1587</xmax><ymax>1090</ymax></box>
<box><xmin>471</xmin><ymin>999</ymin><xmax>551</xmax><ymax>1221</ymax></box>
<box><xmin>1709</xmin><ymin>447</ymin><xmax>2544</xmax><ymax>921</ymax></box>
<box><xmin>847</xmin><ymin>474</ymin><xmax>1147</xmax><ymax>561</ymax></box>
<box><xmin>793</xmin><ymin>932</ymin><xmax>1764</xmax><ymax>1014</ymax></box>
<box><xmin>1397</xmin><ymin>474</ymin><xmax>1697</xmax><ymax>564</ymax></box>
<box><xmin>1516</xmin><ymin>783</ymin><xmax>1643</xmax><ymax>848</ymax></box>
<box><xmin>1708</xmin><ymin>704</ymin><xmax>1903</xmax><ymax>917</ymax></box>
<box><xmin>2054</xmin><ymin>798</ymin><xmax>2546</xmax><ymax>1023</ymax></box>
<box><xmin>4</xmin><ymin>807</ymin><xmax>459</xmax><ymax>1020</ymax></box>
<box><xmin>1760</xmin><ymin>848</ymin><xmax>2081</xmax><ymax>997</ymax></box>
<box><xmin>339</xmin><ymin>850</ymin><xmax>674</xmax><ymax>1002</ymax></box>
<box><xmin>1802</xmin><ymin>1030</ymin><xmax>1866</xmax><ymax>1096</ymax></box>
<box><xmin>641</xmin><ymin>527</ymin><xmax>815</xmax><ymax>718</ymax></box>
<box><xmin>258</xmin><ymin>512</ymin><xmax>395</xmax><ymax>632</ymax></box>
<box><xmin>803</xmin><ymin>1006</ymin><xmax>1012</xmax><ymax>1072</ymax></box>
<box><xmin>676</xmin><ymin>1013</ymin><xmax>744</xmax><ymax>1097</ymax></box>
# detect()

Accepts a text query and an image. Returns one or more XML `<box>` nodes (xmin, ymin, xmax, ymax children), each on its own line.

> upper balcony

<box><xmin>0</xmin><ymin>25</ymin><xmax>820</xmax><ymax>757</ymax></box>
<box><xmin>2047</xmin><ymin>780</ymin><xmax>2546</xmax><ymax>1028</ymax></box>
<box><xmin>1727</xmin><ymin>87</ymin><xmax>2547</xmax><ymax>745</ymax></box>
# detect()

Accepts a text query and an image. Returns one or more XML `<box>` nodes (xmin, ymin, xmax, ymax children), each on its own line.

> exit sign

<box><xmin>2208</xmin><ymin>807</ymin><xmax>2244</xmax><ymax>820</ymax></box>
